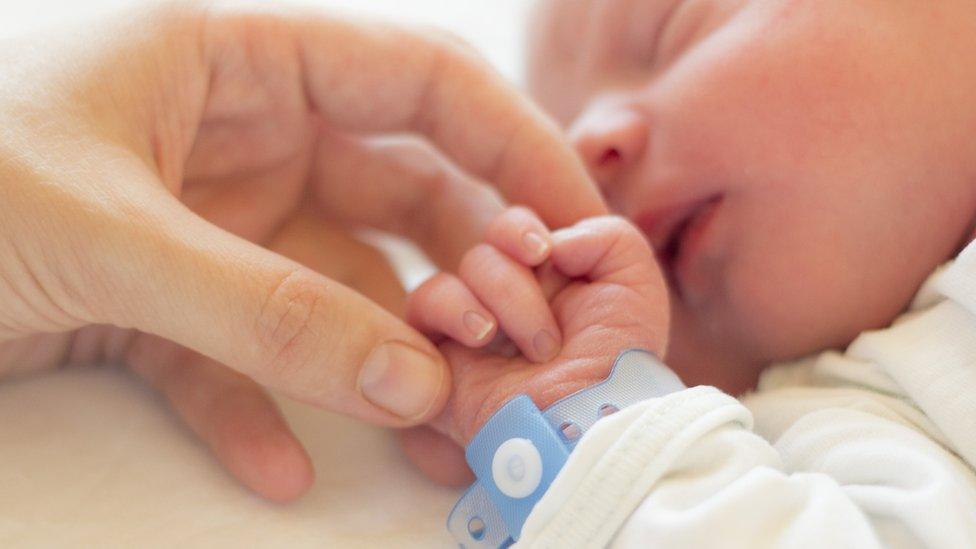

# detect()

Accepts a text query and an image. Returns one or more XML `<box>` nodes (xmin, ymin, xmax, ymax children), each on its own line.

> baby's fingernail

<box><xmin>522</xmin><ymin>231</ymin><xmax>551</xmax><ymax>260</ymax></box>
<box><xmin>359</xmin><ymin>341</ymin><xmax>443</xmax><ymax>420</ymax></box>
<box><xmin>463</xmin><ymin>310</ymin><xmax>494</xmax><ymax>341</ymax></box>
<box><xmin>532</xmin><ymin>330</ymin><xmax>560</xmax><ymax>361</ymax></box>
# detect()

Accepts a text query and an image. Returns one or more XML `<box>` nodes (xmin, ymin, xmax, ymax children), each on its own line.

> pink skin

<box><xmin>408</xmin><ymin>207</ymin><xmax>563</xmax><ymax>362</ymax></box>
<box><xmin>459</xmin><ymin>245</ymin><xmax>564</xmax><ymax>362</ymax></box>
<box><xmin>402</xmin><ymin>207</ymin><xmax>669</xmax><ymax>484</ymax></box>
<box><xmin>528</xmin><ymin>0</ymin><xmax>976</xmax><ymax>394</ymax></box>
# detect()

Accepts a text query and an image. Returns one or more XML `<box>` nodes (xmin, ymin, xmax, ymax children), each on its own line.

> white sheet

<box><xmin>0</xmin><ymin>1</ymin><xmax>532</xmax><ymax>546</ymax></box>
<box><xmin>0</xmin><ymin>368</ymin><xmax>460</xmax><ymax>547</ymax></box>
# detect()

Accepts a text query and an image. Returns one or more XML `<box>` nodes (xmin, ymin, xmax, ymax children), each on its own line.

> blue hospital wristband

<box><xmin>446</xmin><ymin>349</ymin><xmax>685</xmax><ymax>548</ymax></box>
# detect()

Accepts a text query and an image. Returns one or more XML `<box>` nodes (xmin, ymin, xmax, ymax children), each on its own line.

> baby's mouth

<box><xmin>636</xmin><ymin>195</ymin><xmax>724</xmax><ymax>299</ymax></box>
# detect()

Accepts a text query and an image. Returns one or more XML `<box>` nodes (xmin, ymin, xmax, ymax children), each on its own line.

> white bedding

<box><xmin>0</xmin><ymin>1</ymin><xmax>532</xmax><ymax>546</ymax></box>
<box><xmin>0</xmin><ymin>368</ymin><xmax>459</xmax><ymax>547</ymax></box>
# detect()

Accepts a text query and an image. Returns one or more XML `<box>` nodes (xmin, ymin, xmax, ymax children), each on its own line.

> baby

<box><xmin>404</xmin><ymin>1</ymin><xmax>976</xmax><ymax>546</ymax></box>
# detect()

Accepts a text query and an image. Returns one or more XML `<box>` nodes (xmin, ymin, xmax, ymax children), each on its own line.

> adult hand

<box><xmin>0</xmin><ymin>2</ymin><xmax>606</xmax><ymax>501</ymax></box>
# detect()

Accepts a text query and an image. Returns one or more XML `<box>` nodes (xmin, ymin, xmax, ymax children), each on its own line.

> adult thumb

<box><xmin>86</xmin><ymin>195</ymin><xmax>450</xmax><ymax>427</ymax></box>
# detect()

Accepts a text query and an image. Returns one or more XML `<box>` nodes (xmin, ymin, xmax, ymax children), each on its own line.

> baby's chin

<box><xmin>667</xmin><ymin>289</ymin><xmax>890</xmax><ymax>395</ymax></box>
<box><xmin>665</xmin><ymin>338</ymin><xmax>765</xmax><ymax>396</ymax></box>
<box><xmin>664</xmin><ymin>303</ymin><xmax>769</xmax><ymax>395</ymax></box>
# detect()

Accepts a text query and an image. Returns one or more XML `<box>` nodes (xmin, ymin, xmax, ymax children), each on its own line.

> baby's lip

<box><xmin>635</xmin><ymin>194</ymin><xmax>723</xmax><ymax>296</ymax></box>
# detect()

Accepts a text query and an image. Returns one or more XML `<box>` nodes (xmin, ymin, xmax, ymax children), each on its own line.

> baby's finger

<box><xmin>407</xmin><ymin>273</ymin><xmax>498</xmax><ymax>348</ymax></box>
<box><xmin>126</xmin><ymin>336</ymin><xmax>314</xmax><ymax>503</ymax></box>
<box><xmin>551</xmin><ymin>216</ymin><xmax>665</xmax><ymax>292</ymax></box>
<box><xmin>536</xmin><ymin>260</ymin><xmax>572</xmax><ymax>302</ymax></box>
<box><xmin>483</xmin><ymin>206</ymin><xmax>552</xmax><ymax>266</ymax></box>
<box><xmin>550</xmin><ymin>216</ymin><xmax>670</xmax><ymax>354</ymax></box>
<box><xmin>459</xmin><ymin>244</ymin><xmax>562</xmax><ymax>362</ymax></box>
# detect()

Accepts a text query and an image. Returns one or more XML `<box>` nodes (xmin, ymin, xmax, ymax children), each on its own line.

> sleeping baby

<box><xmin>401</xmin><ymin>0</ymin><xmax>976</xmax><ymax>546</ymax></box>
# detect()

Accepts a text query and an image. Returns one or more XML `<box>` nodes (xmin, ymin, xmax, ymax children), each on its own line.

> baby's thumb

<box><xmin>86</xmin><ymin>197</ymin><xmax>449</xmax><ymax>427</ymax></box>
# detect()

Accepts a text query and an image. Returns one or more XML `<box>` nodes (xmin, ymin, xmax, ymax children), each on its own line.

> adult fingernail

<box><xmin>463</xmin><ymin>310</ymin><xmax>494</xmax><ymax>341</ymax></box>
<box><xmin>522</xmin><ymin>231</ymin><xmax>551</xmax><ymax>261</ymax></box>
<box><xmin>359</xmin><ymin>341</ymin><xmax>443</xmax><ymax>420</ymax></box>
<box><xmin>532</xmin><ymin>330</ymin><xmax>560</xmax><ymax>361</ymax></box>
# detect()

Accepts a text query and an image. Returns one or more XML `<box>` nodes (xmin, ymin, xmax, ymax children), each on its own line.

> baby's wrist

<box><xmin>458</xmin><ymin>359</ymin><xmax>622</xmax><ymax>443</ymax></box>
<box><xmin>448</xmin><ymin>349</ymin><xmax>684</xmax><ymax>546</ymax></box>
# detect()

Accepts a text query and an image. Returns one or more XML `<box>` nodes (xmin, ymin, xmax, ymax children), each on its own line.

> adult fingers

<box><xmin>311</xmin><ymin>132</ymin><xmax>503</xmax><ymax>270</ymax></box>
<box><xmin>125</xmin><ymin>335</ymin><xmax>313</xmax><ymax>502</ymax></box>
<box><xmin>78</xmin><ymin>181</ymin><xmax>450</xmax><ymax>427</ymax></box>
<box><xmin>203</xmin><ymin>5</ymin><xmax>608</xmax><ymax>226</ymax></box>
<box><xmin>266</xmin><ymin>210</ymin><xmax>408</xmax><ymax>317</ymax></box>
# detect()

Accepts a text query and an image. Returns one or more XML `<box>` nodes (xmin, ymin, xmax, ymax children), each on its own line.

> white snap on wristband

<box><xmin>492</xmin><ymin>438</ymin><xmax>543</xmax><ymax>499</ymax></box>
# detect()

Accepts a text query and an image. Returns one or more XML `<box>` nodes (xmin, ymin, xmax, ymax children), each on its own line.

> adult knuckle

<box><xmin>458</xmin><ymin>244</ymin><xmax>497</xmax><ymax>279</ymax></box>
<box><xmin>420</xmin><ymin>26</ymin><xmax>493</xmax><ymax>89</ymax></box>
<box><xmin>254</xmin><ymin>268</ymin><xmax>333</xmax><ymax>381</ymax></box>
<box><xmin>409</xmin><ymin>27</ymin><xmax>493</xmax><ymax>134</ymax></box>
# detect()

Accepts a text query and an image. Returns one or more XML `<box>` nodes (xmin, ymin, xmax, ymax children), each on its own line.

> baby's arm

<box><xmin>405</xmin><ymin>207</ymin><xmax>976</xmax><ymax>548</ymax></box>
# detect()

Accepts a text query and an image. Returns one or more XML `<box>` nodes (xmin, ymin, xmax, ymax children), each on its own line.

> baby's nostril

<box><xmin>598</xmin><ymin>147</ymin><xmax>622</xmax><ymax>166</ymax></box>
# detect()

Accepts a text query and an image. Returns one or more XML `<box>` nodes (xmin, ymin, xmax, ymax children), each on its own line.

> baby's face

<box><xmin>529</xmin><ymin>0</ymin><xmax>976</xmax><ymax>392</ymax></box>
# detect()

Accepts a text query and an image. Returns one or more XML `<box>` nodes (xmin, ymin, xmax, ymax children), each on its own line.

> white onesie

<box><xmin>517</xmin><ymin>242</ymin><xmax>976</xmax><ymax>548</ymax></box>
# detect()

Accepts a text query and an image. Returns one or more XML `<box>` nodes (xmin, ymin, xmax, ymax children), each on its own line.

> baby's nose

<box><xmin>569</xmin><ymin>104</ymin><xmax>649</xmax><ymax>193</ymax></box>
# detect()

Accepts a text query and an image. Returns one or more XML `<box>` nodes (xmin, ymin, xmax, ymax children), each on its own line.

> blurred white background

<box><xmin>0</xmin><ymin>1</ymin><xmax>534</xmax><ymax>547</ymax></box>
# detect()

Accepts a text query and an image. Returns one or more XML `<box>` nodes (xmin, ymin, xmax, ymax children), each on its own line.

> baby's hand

<box><xmin>400</xmin><ymin>207</ymin><xmax>670</xmax><ymax>484</ymax></box>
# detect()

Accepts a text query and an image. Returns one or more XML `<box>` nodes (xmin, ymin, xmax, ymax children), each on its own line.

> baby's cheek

<box><xmin>724</xmin><ymin>228</ymin><xmax>905</xmax><ymax>363</ymax></box>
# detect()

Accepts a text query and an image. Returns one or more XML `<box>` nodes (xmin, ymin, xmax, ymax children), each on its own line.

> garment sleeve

<box><xmin>516</xmin><ymin>385</ymin><xmax>976</xmax><ymax>549</ymax></box>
